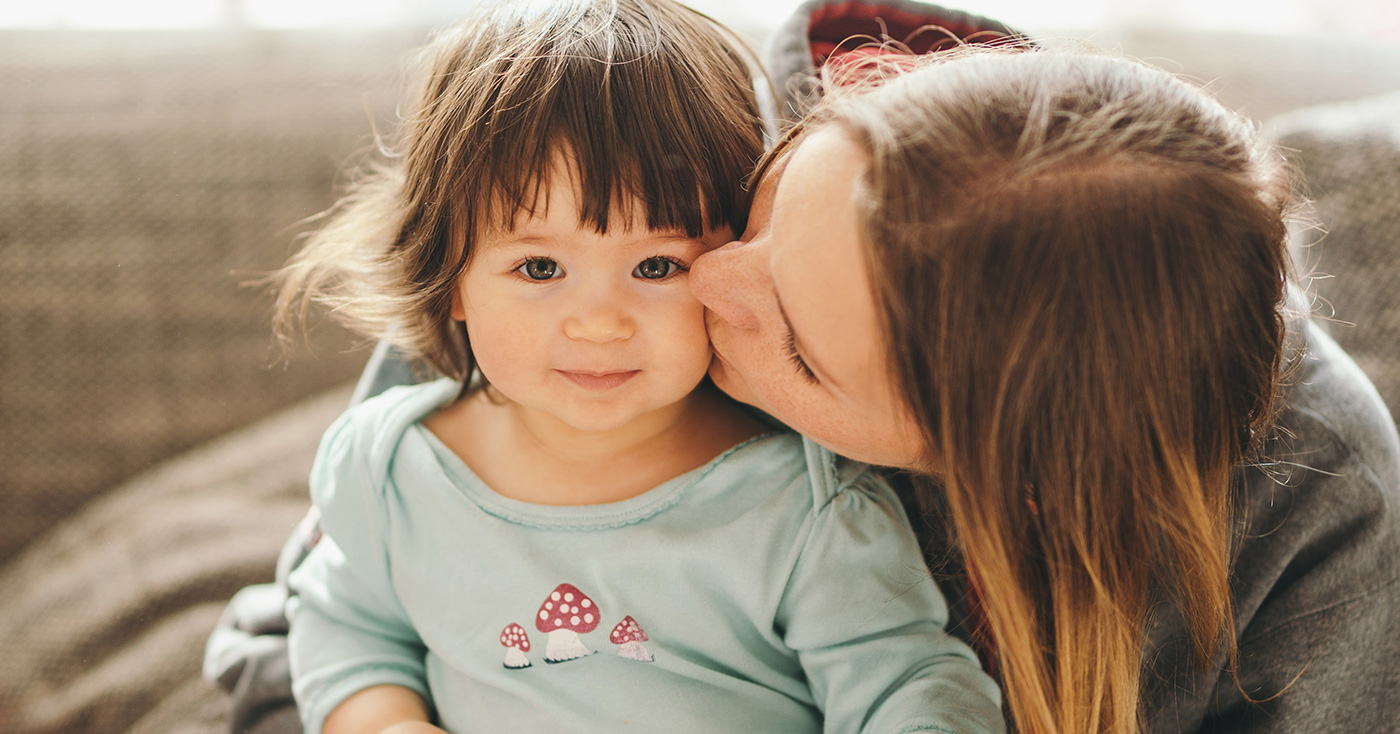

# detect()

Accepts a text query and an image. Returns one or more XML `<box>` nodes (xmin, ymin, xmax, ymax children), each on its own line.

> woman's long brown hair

<box><xmin>795</xmin><ymin>50</ymin><xmax>1295</xmax><ymax>733</ymax></box>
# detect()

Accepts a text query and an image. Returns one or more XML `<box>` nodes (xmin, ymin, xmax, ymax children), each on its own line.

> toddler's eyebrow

<box><xmin>477</xmin><ymin>236</ymin><xmax>554</xmax><ymax>253</ymax></box>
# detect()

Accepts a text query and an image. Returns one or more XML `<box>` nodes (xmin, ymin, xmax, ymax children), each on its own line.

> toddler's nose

<box><xmin>690</xmin><ymin>240</ymin><xmax>761</xmax><ymax>330</ymax></box>
<box><xmin>564</xmin><ymin>301</ymin><xmax>635</xmax><ymax>342</ymax></box>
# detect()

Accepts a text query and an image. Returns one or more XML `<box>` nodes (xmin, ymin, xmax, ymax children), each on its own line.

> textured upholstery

<box><xmin>1270</xmin><ymin>91</ymin><xmax>1400</xmax><ymax>418</ymax></box>
<box><xmin>0</xmin><ymin>386</ymin><xmax>349</xmax><ymax>733</ymax></box>
<box><xmin>0</xmin><ymin>29</ymin><xmax>420</xmax><ymax>564</ymax></box>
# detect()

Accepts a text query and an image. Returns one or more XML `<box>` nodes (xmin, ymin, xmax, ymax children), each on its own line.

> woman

<box><xmin>689</xmin><ymin>48</ymin><xmax>1400</xmax><ymax>733</ymax></box>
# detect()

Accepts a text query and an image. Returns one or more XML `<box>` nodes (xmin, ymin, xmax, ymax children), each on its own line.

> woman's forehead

<box><xmin>773</xmin><ymin>129</ymin><xmax>864</xmax><ymax>222</ymax></box>
<box><xmin>774</xmin><ymin>130</ymin><xmax>884</xmax><ymax>383</ymax></box>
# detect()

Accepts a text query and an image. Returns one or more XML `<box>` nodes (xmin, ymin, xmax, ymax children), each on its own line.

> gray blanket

<box><xmin>0</xmin><ymin>387</ymin><xmax>349</xmax><ymax>734</ymax></box>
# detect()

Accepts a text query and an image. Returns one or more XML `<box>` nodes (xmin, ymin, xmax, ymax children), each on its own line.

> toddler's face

<box><xmin>452</xmin><ymin>169</ymin><xmax>729</xmax><ymax>435</ymax></box>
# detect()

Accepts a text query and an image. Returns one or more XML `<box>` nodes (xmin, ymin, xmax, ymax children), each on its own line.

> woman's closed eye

<box><xmin>515</xmin><ymin>257</ymin><xmax>563</xmax><ymax>281</ymax></box>
<box><xmin>783</xmin><ymin>330</ymin><xmax>818</xmax><ymax>383</ymax></box>
<box><xmin>633</xmin><ymin>255</ymin><xmax>687</xmax><ymax>281</ymax></box>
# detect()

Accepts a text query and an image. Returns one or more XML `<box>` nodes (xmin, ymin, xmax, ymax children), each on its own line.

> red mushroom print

<box><xmin>499</xmin><ymin>623</ymin><xmax>531</xmax><ymax>669</ymax></box>
<box><xmin>609</xmin><ymin>616</ymin><xmax>653</xmax><ymax>662</ymax></box>
<box><xmin>535</xmin><ymin>583</ymin><xmax>599</xmax><ymax>663</ymax></box>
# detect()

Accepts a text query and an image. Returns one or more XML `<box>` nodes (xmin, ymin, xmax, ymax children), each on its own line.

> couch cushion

<box><xmin>0</xmin><ymin>385</ymin><xmax>348</xmax><ymax>734</ymax></box>
<box><xmin>0</xmin><ymin>30</ymin><xmax>420</xmax><ymax>564</ymax></box>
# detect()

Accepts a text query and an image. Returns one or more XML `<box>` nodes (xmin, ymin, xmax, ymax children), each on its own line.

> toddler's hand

<box><xmin>380</xmin><ymin>723</ymin><xmax>449</xmax><ymax>734</ymax></box>
<box><xmin>324</xmin><ymin>684</ymin><xmax>437</xmax><ymax>734</ymax></box>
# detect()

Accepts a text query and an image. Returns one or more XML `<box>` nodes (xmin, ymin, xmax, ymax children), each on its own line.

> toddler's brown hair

<box><xmin>275</xmin><ymin>0</ymin><xmax>764</xmax><ymax>386</ymax></box>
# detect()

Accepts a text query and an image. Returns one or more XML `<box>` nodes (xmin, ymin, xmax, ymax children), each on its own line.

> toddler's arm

<box><xmin>780</xmin><ymin>468</ymin><xmax>1004</xmax><ymax>734</ymax></box>
<box><xmin>287</xmin><ymin>409</ymin><xmax>435</xmax><ymax>734</ymax></box>
<box><xmin>323</xmin><ymin>685</ymin><xmax>443</xmax><ymax>734</ymax></box>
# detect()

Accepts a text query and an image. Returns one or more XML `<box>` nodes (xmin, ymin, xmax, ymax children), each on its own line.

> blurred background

<box><xmin>1</xmin><ymin>1</ymin><xmax>1398</xmax><ymax>733</ymax></box>
<box><xmin>4</xmin><ymin>0</ymin><xmax>1400</xmax><ymax>37</ymax></box>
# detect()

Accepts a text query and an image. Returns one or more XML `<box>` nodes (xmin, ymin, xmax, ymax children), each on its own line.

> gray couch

<box><xmin>1</xmin><ymin>23</ymin><xmax>1398</xmax><ymax>734</ymax></box>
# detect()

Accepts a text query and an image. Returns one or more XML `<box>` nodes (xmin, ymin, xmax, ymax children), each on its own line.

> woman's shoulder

<box><xmin>1142</xmin><ymin>320</ymin><xmax>1400</xmax><ymax>731</ymax></box>
<box><xmin>1278</xmin><ymin>320</ymin><xmax>1400</xmax><ymax>471</ymax></box>
<box><xmin>1252</xmin><ymin>321</ymin><xmax>1400</xmax><ymax>556</ymax></box>
<box><xmin>1234</xmin><ymin>318</ymin><xmax>1400</xmax><ymax>619</ymax></box>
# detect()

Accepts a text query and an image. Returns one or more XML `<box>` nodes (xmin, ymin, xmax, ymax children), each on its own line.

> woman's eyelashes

<box><xmin>782</xmin><ymin>330</ymin><xmax>819</xmax><ymax>383</ymax></box>
<box><xmin>510</xmin><ymin>255</ymin><xmax>689</xmax><ymax>282</ymax></box>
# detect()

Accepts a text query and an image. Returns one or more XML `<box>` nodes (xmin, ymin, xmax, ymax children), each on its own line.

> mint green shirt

<box><xmin>287</xmin><ymin>379</ymin><xmax>1003</xmax><ymax>734</ymax></box>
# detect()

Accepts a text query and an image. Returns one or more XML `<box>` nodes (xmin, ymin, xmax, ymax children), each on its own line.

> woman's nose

<box><xmin>689</xmin><ymin>239</ymin><xmax>762</xmax><ymax>330</ymax></box>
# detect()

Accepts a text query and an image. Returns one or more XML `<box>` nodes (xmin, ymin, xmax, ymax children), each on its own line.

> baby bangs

<box><xmin>412</xmin><ymin>0</ymin><xmax>765</xmax><ymax>240</ymax></box>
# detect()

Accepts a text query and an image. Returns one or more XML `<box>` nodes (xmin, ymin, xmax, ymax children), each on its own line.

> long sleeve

<box><xmin>1142</xmin><ymin>325</ymin><xmax>1400</xmax><ymax>733</ymax></box>
<box><xmin>286</xmin><ymin>410</ymin><xmax>431</xmax><ymax>734</ymax></box>
<box><xmin>777</xmin><ymin>470</ymin><xmax>1004</xmax><ymax>734</ymax></box>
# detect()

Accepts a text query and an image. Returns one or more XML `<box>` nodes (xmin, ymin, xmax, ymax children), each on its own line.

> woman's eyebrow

<box><xmin>774</xmin><ymin>287</ymin><xmax>839</xmax><ymax>388</ymax></box>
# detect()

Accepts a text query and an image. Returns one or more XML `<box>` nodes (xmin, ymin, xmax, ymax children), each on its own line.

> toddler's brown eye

<box><xmin>634</xmin><ymin>257</ymin><xmax>679</xmax><ymax>280</ymax></box>
<box><xmin>520</xmin><ymin>258</ymin><xmax>559</xmax><ymax>280</ymax></box>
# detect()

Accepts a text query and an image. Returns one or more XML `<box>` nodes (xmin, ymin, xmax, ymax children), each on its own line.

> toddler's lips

<box><xmin>557</xmin><ymin>370</ymin><xmax>639</xmax><ymax>391</ymax></box>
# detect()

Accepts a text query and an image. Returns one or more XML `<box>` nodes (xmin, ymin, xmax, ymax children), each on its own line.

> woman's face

<box><xmin>689</xmin><ymin>128</ymin><xmax>926</xmax><ymax>469</ymax></box>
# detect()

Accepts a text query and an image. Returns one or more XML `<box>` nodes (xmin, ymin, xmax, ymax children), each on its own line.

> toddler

<box><xmin>278</xmin><ymin>1</ymin><xmax>1002</xmax><ymax>733</ymax></box>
